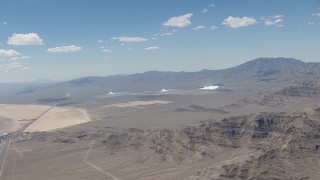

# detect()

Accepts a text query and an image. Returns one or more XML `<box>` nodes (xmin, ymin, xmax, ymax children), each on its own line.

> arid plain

<box><xmin>1</xmin><ymin>58</ymin><xmax>320</xmax><ymax>179</ymax></box>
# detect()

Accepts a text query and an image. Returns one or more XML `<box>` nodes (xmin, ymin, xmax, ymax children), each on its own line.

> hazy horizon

<box><xmin>0</xmin><ymin>56</ymin><xmax>310</xmax><ymax>83</ymax></box>
<box><xmin>0</xmin><ymin>0</ymin><xmax>320</xmax><ymax>83</ymax></box>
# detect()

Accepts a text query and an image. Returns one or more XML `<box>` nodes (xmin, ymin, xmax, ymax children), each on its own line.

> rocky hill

<box><xmin>237</xmin><ymin>78</ymin><xmax>320</xmax><ymax>106</ymax></box>
<box><xmin>23</xmin><ymin>106</ymin><xmax>320</xmax><ymax>179</ymax></box>
<box><xmin>176</xmin><ymin>104</ymin><xmax>228</xmax><ymax>114</ymax></box>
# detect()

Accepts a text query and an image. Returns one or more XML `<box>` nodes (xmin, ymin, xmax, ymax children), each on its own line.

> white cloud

<box><xmin>202</xmin><ymin>8</ymin><xmax>208</xmax><ymax>13</ymax></box>
<box><xmin>128</xmin><ymin>48</ymin><xmax>133</xmax><ymax>51</ymax></box>
<box><xmin>0</xmin><ymin>49</ymin><xmax>20</xmax><ymax>57</ymax></box>
<box><xmin>144</xmin><ymin>46</ymin><xmax>159</xmax><ymax>51</ymax></box>
<box><xmin>272</xmin><ymin>14</ymin><xmax>284</xmax><ymax>19</ymax></box>
<box><xmin>312</xmin><ymin>12</ymin><xmax>320</xmax><ymax>17</ymax></box>
<box><xmin>265</xmin><ymin>18</ymin><xmax>283</xmax><ymax>26</ymax></box>
<box><xmin>7</xmin><ymin>33</ymin><xmax>44</xmax><ymax>45</ymax></box>
<box><xmin>102</xmin><ymin>48</ymin><xmax>112</xmax><ymax>53</ymax></box>
<box><xmin>163</xmin><ymin>13</ymin><xmax>193</xmax><ymax>27</ymax></box>
<box><xmin>152</xmin><ymin>37</ymin><xmax>157</xmax><ymax>40</ymax></box>
<box><xmin>210</xmin><ymin>25</ymin><xmax>219</xmax><ymax>30</ymax></box>
<box><xmin>47</xmin><ymin>45</ymin><xmax>82</xmax><ymax>53</ymax></box>
<box><xmin>10</xmin><ymin>56</ymin><xmax>31</xmax><ymax>61</ymax></box>
<box><xmin>261</xmin><ymin>15</ymin><xmax>284</xmax><ymax>26</ymax></box>
<box><xmin>160</xmin><ymin>32</ymin><xmax>174</xmax><ymax>36</ymax></box>
<box><xmin>209</xmin><ymin>3</ymin><xmax>215</xmax><ymax>7</ymax></box>
<box><xmin>308</xmin><ymin>22</ymin><xmax>315</xmax><ymax>25</ymax></box>
<box><xmin>2</xmin><ymin>22</ymin><xmax>7</xmax><ymax>26</ymax></box>
<box><xmin>0</xmin><ymin>49</ymin><xmax>31</xmax><ymax>62</ymax></box>
<box><xmin>0</xmin><ymin>62</ymin><xmax>28</xmax><ymax>72</ymax></box>
<box><xmin>112</xmin><ymin>36</ymin><xmax>147</xmax><ymax>43</ymax></box>
<box><xmin>98</xmin><ymin>40</ymin><xmax>104</xmax><ymax>43</ymax></box>
<box><xmin>222</xmin><ymin>16</ymin><xmax>257</xmax><ymax>28</ymax></box>
<box><xmin>193</xmin><ymin>26</ymin><xmax>206</xmax><ymax>30</ymax></box>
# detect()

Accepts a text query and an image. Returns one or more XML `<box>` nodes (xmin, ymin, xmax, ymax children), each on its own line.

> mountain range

<box><xmin>1</xmin><ymin>57</ymin><xmax>320</xmax><ymax>104</ymax></box>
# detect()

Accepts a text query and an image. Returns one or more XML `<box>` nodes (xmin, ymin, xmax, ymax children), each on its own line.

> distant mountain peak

<box><xmin>235</xmin><ymin>57</ymin><xmax>304</xmax><ymax>71</ymax></box>
<box><xmin>246</xmin><ymin>57</ymin><xmax>302</xmax><ymax>64</ymax></box>
<box><xmin>251</xmin><ymin>57</ymin><xmax>303</xmax><ymax>63</ymax></box>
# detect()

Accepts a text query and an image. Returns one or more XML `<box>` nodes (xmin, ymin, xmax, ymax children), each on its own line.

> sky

<box><xmin>0</xmin><ymin>0</ymin><xmax>320</xmax><ymax>82</ymax></box>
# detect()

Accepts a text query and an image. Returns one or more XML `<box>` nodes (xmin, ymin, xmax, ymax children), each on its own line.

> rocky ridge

<box><xmin>24</xmin><ymin>107</ymin><xmax>320</xmax><ymax>179</ymax></box>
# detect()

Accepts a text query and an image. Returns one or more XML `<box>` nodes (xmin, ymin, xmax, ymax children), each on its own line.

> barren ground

<box><xmin>1</xmin><ymin>75</ymin><xmax>320</xmax><ymax>179</ymax></box>
<box><xmin>25</xmin><ymin>107</ymin><xmax>91</xmax><ymax>132</ymax></box>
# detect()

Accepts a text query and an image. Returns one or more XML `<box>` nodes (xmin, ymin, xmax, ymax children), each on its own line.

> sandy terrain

<box><xmin>0</xmin><ymin>117</ymin><xmax>20</xmax><ymax>134</ymax></box>
<box><xmin>0</xmin><ymin>104</ymin><xmax>50</xmax><ymax>121</ymax></box>
<box><xmin>0</xmin><ymin>104</ymin><xmax>51</xmax><ymax>133</ymax></box>
<box><xmin>101</xmin><ymin>100</ymin><xmax>172</xmax><ymax>108</ymax></box>
<box><xmin>25</xmin><ymin>107</ymin><xmax>91</xmax><ymax>132</ymax></box>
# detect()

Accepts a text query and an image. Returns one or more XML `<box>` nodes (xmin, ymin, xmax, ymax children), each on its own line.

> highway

<box><xmin>0</xmin><ymin>97</ymin><xmax>66</xmax><ymax>179</ymax></box>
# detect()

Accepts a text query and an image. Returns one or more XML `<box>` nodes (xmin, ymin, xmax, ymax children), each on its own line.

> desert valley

<box><xmin>0</xmin><ymin>57</ymin><xmax>319</xmax><ymax>179</ymax></box>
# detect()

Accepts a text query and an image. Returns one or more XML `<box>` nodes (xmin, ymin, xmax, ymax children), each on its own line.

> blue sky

<box><xmin>0</xmin><ymin>0</ymin><xmax>320</xmax><ymax>82</ymax></box>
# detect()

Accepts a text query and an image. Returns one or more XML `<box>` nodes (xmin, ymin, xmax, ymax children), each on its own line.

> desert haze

<box><xmin>0</xmin><ymin>57</ymin><xmax>320</xmax><ymax>179</ymax></box>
